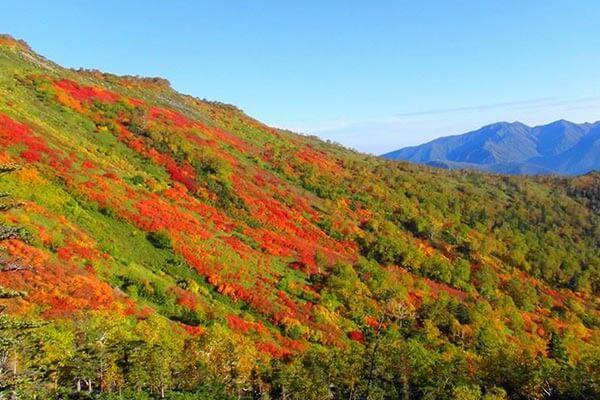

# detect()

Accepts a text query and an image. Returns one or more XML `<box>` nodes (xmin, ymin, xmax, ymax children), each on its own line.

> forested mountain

<box><xmin>0</xmin><ymin>34</ymin><xmax>599</xmax><ymax>399</ymax></box>
<box><xmin>383</xmin><ymin>119</ymin><xmax>600</xmax><ymax>175</ymax></box>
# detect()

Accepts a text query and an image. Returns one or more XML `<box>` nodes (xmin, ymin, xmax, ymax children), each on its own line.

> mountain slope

<box><xmin>383</xmin><ymin>119</ymin><xmax>600</xmax><ymax>175</ymax></box>
<box><xmin>0</xmin><ymin>35</ymin><xmax>600</xmax><ymax>399</ymax></box>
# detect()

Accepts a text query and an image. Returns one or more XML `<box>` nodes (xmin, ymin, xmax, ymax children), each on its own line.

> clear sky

<box><xmin>2</xmin><ymin>1</ymin><xmax>600</xmax><ymax>154</ymax></box>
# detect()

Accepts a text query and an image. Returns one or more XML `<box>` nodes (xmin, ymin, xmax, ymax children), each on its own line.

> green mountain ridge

<box><xmin>0</xmin><ymin>35</ymin><xmax>599</xmax><ymax>399</ymax></box>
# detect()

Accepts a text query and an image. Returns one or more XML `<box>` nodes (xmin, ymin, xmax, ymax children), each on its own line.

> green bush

<box><xmin>147</xmin><ymin>230</ymin><xmax>172</xmax><ymax>249</ymax></box>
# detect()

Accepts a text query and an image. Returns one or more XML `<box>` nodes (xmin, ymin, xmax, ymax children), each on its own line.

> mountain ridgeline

<box><xmin>0</xmin><ymin>35</ymin><xmax>600</xmax><ymax>399</ymax></box>
<box><xmin>383</xmin><ymin>119</ymin><xmax>600</xmax><ymax>175</ymax></box>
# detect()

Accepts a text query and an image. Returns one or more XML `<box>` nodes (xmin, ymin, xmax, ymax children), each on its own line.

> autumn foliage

<box><xmin>0</xmin><ymin>38</ymin><xmax>599</xmax><ymax>399</ymax></box>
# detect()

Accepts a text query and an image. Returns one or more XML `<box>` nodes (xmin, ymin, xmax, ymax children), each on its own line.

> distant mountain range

<box><xmin>383</xmin><ymin>119</ymin><xmax>600</xmax><ymax>175</ymax></box>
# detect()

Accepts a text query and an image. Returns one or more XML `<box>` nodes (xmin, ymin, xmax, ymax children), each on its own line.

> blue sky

<box><xmin>2</xmin><ymin>1</ymin><xmax>600</xmax><ymax>153</ymax></box>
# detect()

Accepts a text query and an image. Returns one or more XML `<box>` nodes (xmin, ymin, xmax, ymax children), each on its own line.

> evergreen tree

<box><xmin>547</xmin><ymin>331</ymin><xmax>569</xmax><ymax>363</ymax></box>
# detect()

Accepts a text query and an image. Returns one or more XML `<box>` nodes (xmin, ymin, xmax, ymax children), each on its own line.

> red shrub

<box><xmin>56</xmin><ymin>242</ymin><xmax>98</xmax><ymax>262</ymax></box>
<box><xmin>54</xmin><ymin>79</ymin><xmax>120</xmax><ymax>103</ymax></box>
<box><xmin>226</xmin><ymin>314</ymin><xmax>253</xmax><ymax>334</ymax></box>
<box><xmin>0</xmin><ymin>113</ymin><xmax>50</xmax><ymax>163</ymax></box>
<box><xmin>348</xmin><ymin>330</ymin><xmax>365</xmax><ymax>343</ymax></box>
<box><xmin>364</xmin><ymin>315</ymin><xmax>380</xmax><ymax>329</ymax></box>
<box><xmin>257</xmin><ymin>341</ymin><xmax>293</xmax><ymax>358</ymax></box>
<box><xmin>174</xmin><ymin>288</ymin><xmax>197</xmax><ymax>310</ymax></box>
<box><xmin>148</xmin><ymin>107</ymin><xmax>194</xmax><ymax>128</ymax></box>
<box><xmin>181</xmin><ymin>324</ymin><xmax>205</xmax><ymax>336</ymax></box>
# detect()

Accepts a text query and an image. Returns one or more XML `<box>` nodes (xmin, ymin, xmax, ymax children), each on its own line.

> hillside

<box><xmin>383</xmin><ymin>119</ymin><xmax>600</xmax><ymax>175</ymax></box>
<box><xmin>0</xmin><ymin>35</ymin><xmax>599</xmax><ymax>399</ymax></box>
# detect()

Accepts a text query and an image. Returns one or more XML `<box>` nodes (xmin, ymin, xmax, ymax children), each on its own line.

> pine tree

<box><xmin>547</xmin><ymin>331</ymin><xmax>569</xmax><ymax>363</ymax></box>
<box><xmin>0</xmin><ymin>164</ymin><xmax>27</xmax><ymax>246</ymax></box>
